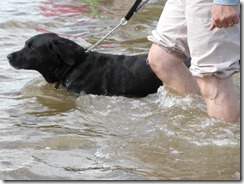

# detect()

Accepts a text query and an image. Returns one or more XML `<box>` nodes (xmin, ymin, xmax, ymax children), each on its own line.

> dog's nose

<box><xmin>7</xmin><ymin>54</ymin><xmax>13</xmax><ymax>61</ymax></box>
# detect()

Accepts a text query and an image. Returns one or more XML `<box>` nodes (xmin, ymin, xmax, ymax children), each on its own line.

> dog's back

<box><xmin>66</xmin><ymin>52</ymin><xmax>162</xmax><ymax>97</ymax></box>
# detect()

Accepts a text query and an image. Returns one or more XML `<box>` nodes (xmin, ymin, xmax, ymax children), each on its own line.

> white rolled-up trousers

<box><xmin>148</xmin><ymin>0</ymin><xmax>240</xmax><ymax>78</ymax></box>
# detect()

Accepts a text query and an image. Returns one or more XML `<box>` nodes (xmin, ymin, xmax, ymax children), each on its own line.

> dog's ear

<box><xmin>49</xmin><ymin>39</ymin><xmax>82</xmax><ymax>65</ymax></box>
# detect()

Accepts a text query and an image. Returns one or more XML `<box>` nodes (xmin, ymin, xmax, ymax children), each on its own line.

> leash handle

<box><xmin>124</xmin><ymin>0</ymin><xmax>143</xmax><ymax>21</ymax></box>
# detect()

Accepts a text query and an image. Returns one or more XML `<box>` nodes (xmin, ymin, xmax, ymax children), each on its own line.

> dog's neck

<box><xmin>54</xmin><ymin>51</ymin><xmax>89</xmax><ymax>90</ymax></box>
<box><xmin>54</xmin><ymin>64</ymin><xmax>72</xmax><ymax>89</ymax></box>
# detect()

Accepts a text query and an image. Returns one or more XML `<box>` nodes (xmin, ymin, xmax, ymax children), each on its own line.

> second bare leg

<box><xmin>148</xmin><ymin>44</ymin><xmax>200</xmax><ymax>95</ymax></box>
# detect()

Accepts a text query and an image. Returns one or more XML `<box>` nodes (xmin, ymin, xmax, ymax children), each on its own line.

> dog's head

<box><xmin>7</xmin><ymin>33</ymin><xmax>86</xmax><ymax>83</ymax></box>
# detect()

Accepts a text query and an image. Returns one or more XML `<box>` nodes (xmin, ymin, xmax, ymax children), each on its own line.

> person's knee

<box><xmin>148</xmin><ymin>44</ymin><xmax>179</xmax><ymax>75</ymax></box>
<box><xmin>196</xmin><ymin>76</ymin><xmax>217</xmax><ymax>99</ymax></box>
<box><xmin>147</xmin><ymin>44</ymin><xmax>164</xmax><ymax>74</ymax></box>
<box><xmin>196</xmin><ymin>75</ymin><xmax>237</xmax><ymax>100</ymax></box>
<box><xmin>197</xmin><ymin>75</ymin><xmax>240</xmax><ymax>122</ymax></box>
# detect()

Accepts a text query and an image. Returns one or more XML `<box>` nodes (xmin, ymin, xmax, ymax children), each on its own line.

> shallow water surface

<box><xmin>0</xmin><ymin>0</ymin><xmax>240</xmax><ymax>180</ymax></box>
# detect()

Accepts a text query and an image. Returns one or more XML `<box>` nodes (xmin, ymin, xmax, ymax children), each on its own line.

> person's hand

<box><xmin>210</xmin><ymin>4</ymin><xmax>240</xmax><ymax>30</ymax></box>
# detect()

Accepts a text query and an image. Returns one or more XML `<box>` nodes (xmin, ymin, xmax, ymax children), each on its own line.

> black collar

<box><xmin>54</xmin><ymin>51</ymin><xmax>90</xmax><ymax>90</ymax></box>
<box><xmin>54</xmin><ymin>65</ymin><xmax>72</xmax><ymax>89</ymax></box>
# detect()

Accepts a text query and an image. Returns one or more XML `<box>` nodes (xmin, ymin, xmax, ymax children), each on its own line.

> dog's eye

<box><xmin>29</xmin><ymin>44</ymin><xmax>34</xmax><ymax>49</ymax></box>
<box><xmin>26</xmin><ymin>43</ymin><xmax>34</xmax><ymax>49</ymax></box>
<box><xmin>48</xmin><ymin>43</ymin><xmax>54</xmax><ymax>50</ymax></box>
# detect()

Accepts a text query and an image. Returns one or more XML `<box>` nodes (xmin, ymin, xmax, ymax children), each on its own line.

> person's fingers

<box><xmin>227</xmin><ymin>21</ymin><xmax>235</xmax><ymax>27</ymax></box>
<box><xmin>222</xmin><ymin>22</ymin><xmax>229</xmax><ymax>28</ymax></box>
<box><xmin>216</xmin><ymin>23</ymin><xmax>222</xmax><ymax>28</ymax></box>
<box><xmin>209</xmin><ymin>21</ymin><xmax>216</xmax><ymax>30</ymax></box>
<box><xmin>210</xmin><ymin>18</ymin><xmax>239</xmax><ymax>31</ymax></box>
<box><xmin>233</xmin><ymin>17</ymin><xmax>240</xmax><ymax>24</ymax></box>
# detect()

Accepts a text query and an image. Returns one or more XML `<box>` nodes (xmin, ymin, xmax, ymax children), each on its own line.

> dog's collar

<box><xmin>54</xmin><ymin>50</ymin><xmax>90</xmax><ymax>90</ymax></box>
<box><xmin>54</xmin><ymin>65</ymin><xmax>72</xmax><ymax>89</ymax></box>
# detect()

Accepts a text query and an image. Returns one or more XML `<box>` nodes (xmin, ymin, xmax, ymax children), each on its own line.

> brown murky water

<box><xmin>0</xmin><ymin>0</ymin><xmax>240</xmax><ymax>180</ymax></box>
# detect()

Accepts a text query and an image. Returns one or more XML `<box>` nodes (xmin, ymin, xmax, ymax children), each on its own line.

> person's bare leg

<box><xmin>148</xmin><ymin>43</ymin><xmax>200</xmax><ymax>95</ymax></box>
<box><xmin>197</xmin><ymin>76</ymin><xmax>240</xmax><ymax>122</ymax></box>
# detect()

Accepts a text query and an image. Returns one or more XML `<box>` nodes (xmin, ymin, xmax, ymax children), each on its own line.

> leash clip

<box><xmin>120</xmin><ymin>18</ymin><xmax>128</xmax><ymax>26</ymax></box>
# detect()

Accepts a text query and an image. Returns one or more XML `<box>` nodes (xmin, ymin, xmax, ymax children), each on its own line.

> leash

<box><xmin>85</xmin><ymin>0</ymin><xmax>150</xmax><ymax>53</ymax></box>
<box><xmin>54</xmin><ymin>0</ymin><xmax>150</xmax><ymax>90</ymax></box>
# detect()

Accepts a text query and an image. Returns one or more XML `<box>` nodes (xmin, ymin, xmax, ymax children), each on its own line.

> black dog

<box><xmin>7</xmin><ymin>33</ymin><xmax>190</xmax><ymax>97</ymax></box>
